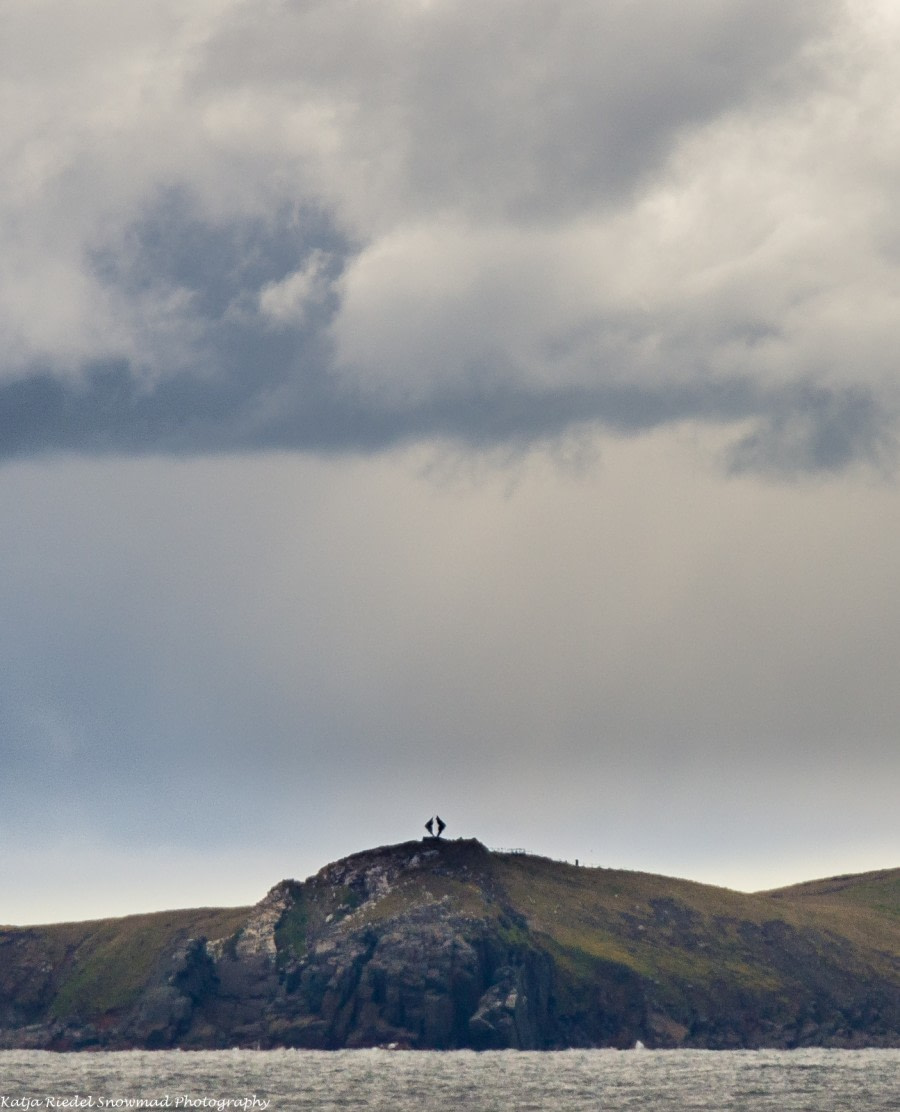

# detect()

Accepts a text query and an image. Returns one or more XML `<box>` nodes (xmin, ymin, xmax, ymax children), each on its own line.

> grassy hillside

<box><xmin>487</xmin><ymin>855</ymin><xmax>899</xmax><ymax>1046</ymax></box>
<box><xmin>494</xmin><ymin>854</ymin><xmax>900</xmax><ymax>969</ymax></box>
<box><xmin>768</xmin><ymin>867</ymin><xmax>900</xmax><ymax>918</ymax></box>
<box><xmin>0</xmin><ymin>905</ymin><xmax>251</xmax><ymax>1031</ymax></box>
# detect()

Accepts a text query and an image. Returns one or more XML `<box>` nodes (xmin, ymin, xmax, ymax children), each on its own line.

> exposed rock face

<box><xmin>0</xmin><ymin>843</ymin><xmax>898</xmax><ymax>1050</ymax></box>
<box><xmin>233</xmin><ymin>882</ymin><xmax>295</xmax><ymax>962</ymax></box>
<box><xmin>189</xmin><ymin>840</ymin><xmax>558</xmax><ymax>1049</ymax></box>
<box><xmin>265</xmin><ymin>907</ymin><xmax>553</xmax><ymax>1050</ymax></box>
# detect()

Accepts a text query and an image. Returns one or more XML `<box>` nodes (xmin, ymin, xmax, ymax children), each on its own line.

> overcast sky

<box><xmin>2</xmin><ymin>0</ymin><xmax>898</xmax><ymax>925</ymax></box>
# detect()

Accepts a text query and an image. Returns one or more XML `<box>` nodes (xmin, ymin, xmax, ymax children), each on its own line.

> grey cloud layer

<box><xmin>2</xmin><ymin>0</ymin><xmax>895</xmax><ymax>473</ymax></box>
<box><xmin>197</xmin><ymin>0</ymin><xmax>827</xmax><ymax>219</ymax></box>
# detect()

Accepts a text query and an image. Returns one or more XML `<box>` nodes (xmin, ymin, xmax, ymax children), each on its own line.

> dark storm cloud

<box><xmin>88</xmin><ymin>189</ymin><xmax>346</xmax><ymax>324</ymax></box>
<box><xmin>0</xmin><ymin>179</ymin><xmax>892</xmax><ymax>469</ymax></box>
<box><xmin>2</xmin><ymin>341</ymin><xmax>893</xmax><ymax>477</ymax></box>
<box><xmin>727</xmin><ymin>384</ymin><xmax>897</xmax><ymax>476</ymax></box>
<box><xmin>1</xmin><ymin>0</ymin><xmax>894</xmax><ymax>476</ymax></box>
<box><xmin>0</xmin><ymin>184</ymin><xmax>891</xmax><ymax>471</ymax></box>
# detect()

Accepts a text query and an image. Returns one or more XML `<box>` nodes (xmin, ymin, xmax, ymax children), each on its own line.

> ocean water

<box><xmin>0</xmin><ymin>1049</ymin><xmax>897</xmax><ymax>1112</ymax></box>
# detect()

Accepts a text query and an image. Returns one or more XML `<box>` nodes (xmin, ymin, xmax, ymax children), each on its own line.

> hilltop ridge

<box><xmin>1</xmin><ymin>839</ymin><xmax>898</xmax><ymax>1050</ymax></box>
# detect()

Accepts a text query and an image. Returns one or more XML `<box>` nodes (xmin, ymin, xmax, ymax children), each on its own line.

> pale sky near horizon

<box><xmin>2</xmin><ymin>0</ymin><xmax>898</xmax><ymax>925</ymax></box>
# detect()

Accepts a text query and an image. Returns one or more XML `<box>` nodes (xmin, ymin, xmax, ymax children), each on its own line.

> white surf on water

<box><xmin>1</xmin><ymin>1049</ymin><xmax>898</xmax><ymax>1111</ymax></box>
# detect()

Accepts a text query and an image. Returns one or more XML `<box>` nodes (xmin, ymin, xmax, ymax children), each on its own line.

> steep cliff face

<box><xmin>188</xmin><ymin>839</ymin><xmax>560</xmax><ymax>1049</ymax></box>
<box><xmin>1</xmin><ymin>842</ymin><xmax>898</xmax><ymax>1050</ymax></box>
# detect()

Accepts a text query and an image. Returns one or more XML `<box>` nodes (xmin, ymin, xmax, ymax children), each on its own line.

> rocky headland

<box><xmin>1</xmin><ymin>839</ymin><xmax>898</xmax><ymax>1050</ymax></box>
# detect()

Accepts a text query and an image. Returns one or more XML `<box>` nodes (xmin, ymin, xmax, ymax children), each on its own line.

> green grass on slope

<box><xmin>767</xmin><ymin>868</ymin><xmax>900</xmax><ymax>918</ymax></box>
<box><xmin>762</xmin><ymin>869</ymin><xmax>900</xmax><ymax>956</ymax></box>
<box><xmin>490</xmin><ymin>853</ymin><xmax>899</xmax><ymax>988</ymax></box>
<box><xmin>46</xmin><ymin>906</ymin><xmax>250</xmax><ymax>1019</ymax></box>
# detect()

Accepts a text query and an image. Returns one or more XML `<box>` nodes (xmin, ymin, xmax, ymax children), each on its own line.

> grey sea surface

<box><xmin>1</xmin><ymin>1049</ymin><xmax>897</xmax><ymax>1112</ymax></box>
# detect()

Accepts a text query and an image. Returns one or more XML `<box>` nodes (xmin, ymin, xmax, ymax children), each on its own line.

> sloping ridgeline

<box><xmin>1</xmin><ymin>840</ymin><xmax>898</xmax><ymax>1050</ymax></box>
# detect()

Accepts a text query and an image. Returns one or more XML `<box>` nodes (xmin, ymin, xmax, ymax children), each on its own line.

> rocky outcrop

<box><xmin>0</xmin><ymin>843</ymin><xmax>897</xmax><ymax>1050</ymax></box>
<box><xmin>185</xmin><ymin>840</ymin><xmax>559</xmax><ymax>1049</ymax></box>
<box><xmin>232</xmin><ymin>882</ymin><xmax>296</xmax><ymax>962</ymax></box>
<box><xmin>264</xmin><ymin>909</ymin><xmax>553</xmax><ymax>1050</ymax></box>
